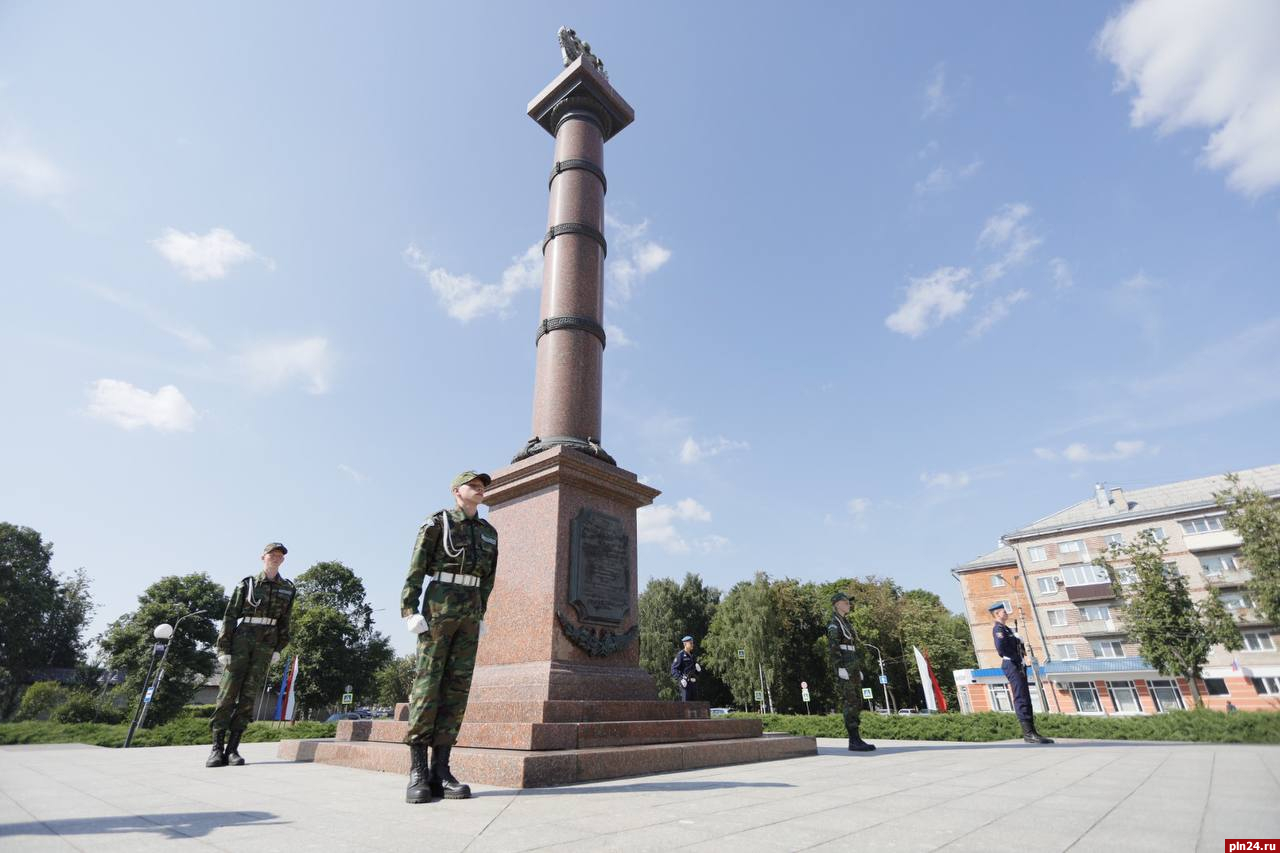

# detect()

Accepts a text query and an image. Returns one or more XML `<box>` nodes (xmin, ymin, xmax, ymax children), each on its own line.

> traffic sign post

<box><xmin>862</xmin><ymin>687</ymin><xmax>874</xmax><ymax>700</ymax></box>
<box><xmin>341</xmin><ymin>692</ymin><xmax>353</xmax><ymax>706</ymax></box>
<box><xmin>879</xmin><ymin>674</ymin><xmax>888</xmax><ymax>685</ymax></box>
<box><xmin>737</xmin><ymin>649</ymin><xmax>746</xmax><ymax>659</ymax></box>
<box><xmin>800</xmin><ymin>681</ymin><xmax>810</xmax><ymax>714</ymax></box>
<box><xmin>753</xmin><ymin>689</ymin><xmax>765</xmax><ymax>713</ymax></box>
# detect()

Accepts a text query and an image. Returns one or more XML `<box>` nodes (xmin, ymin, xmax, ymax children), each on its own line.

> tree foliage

<box><xmin>0</xmin><ymin>524</ymin><xmax>96</xmax><ymax>684</ymax></box>
<box><xmin>1097</xmin><ymin>531</ymin><xmax>1242</xmax><ymax>708</ymax></box>
<box><xmin>373</xmin><ymin>654</ymin><xmax>416</xmax><ymax>706</ymax></box>
<box><xmin>638</xmin><ymin>573</ymin><xmax>728</xmax><ymax>703</ymax></box>
<box><xmin>1216</xmin><ymin>473</ymin><xmax>1280</xmax><ymax>626</ymax></box>
<box><xmin>282</xmin><ymin>561</ymin><xmax>393</xmax><ymax>717</ymax></box>
<box><xmin>99</xmin><ymin>573</ymin><xmax>227</xmax><ymax>726</ymax></box>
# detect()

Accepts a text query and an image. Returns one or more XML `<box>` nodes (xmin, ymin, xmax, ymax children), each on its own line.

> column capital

<box><xmin>528</xmin><ymin>56</ymin><xmax>635</xmax><ymax>142</ymax></box>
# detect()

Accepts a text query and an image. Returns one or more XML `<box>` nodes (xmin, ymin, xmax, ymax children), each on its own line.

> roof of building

<box><xmin>1040</xmin><ymin>656</ymin><xmax>1155</xmax><ymax>675</ymax></box>
<box><xmin>1004</xmin><ymin>464</ymin><xmax>1280</xmax><ymax>540</ymax></box>
<box><xmin>953</xmin><ymin>545</ymin><xmax>1017</xmax><ymax>573</ymax></box>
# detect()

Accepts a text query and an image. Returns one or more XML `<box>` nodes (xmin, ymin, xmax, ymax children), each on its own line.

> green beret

<box><xmin>831</xmin><ymin>592</ymin><xmax>850</xmax><ymax>605</ymax></box>
<box><xmin>451</xmin><ymin>470</ymin><xmax>492</xmax><ymax>490</ymax></box>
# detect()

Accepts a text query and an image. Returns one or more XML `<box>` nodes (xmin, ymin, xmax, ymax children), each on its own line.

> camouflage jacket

<box><xmin>217</xmin><ymin>571</ymin><xmax>295</xmax><ymax>653</ymax></box>
<box><xmin>826</xmin><ymin>612</ymin><xmax>858</xmax><ymax>672</ymax></box>
<box><xmin>401</xmin><ymin>507</ymin><xmax>498</xmax><ymax>622</ymax></box>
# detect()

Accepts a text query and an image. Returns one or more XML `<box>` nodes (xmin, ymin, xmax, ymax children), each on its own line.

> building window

<box><xmin>1052</xmin><ymin>642</ymin><xmax>1078</xmax><ymax>661</ymax></box>
<box><xmin>1200</xmin><ymin>554</ymin><xmax>1240</xmax><ymax>576</ymax></box>
<box><xmin>1110</xmin><ymin>680</ymin><xmax>1142</xmax><ymax>713</ymax></box>
<box><xmin>1149</xmin><ymin>679</ymin><xmax>1185</xmax><ymax>712</ymax></box>
<box><xmin>1163</xmin><ymin>561</ymin><xmax>1182</xmax><ymax>577</ymax></box>
<box><xmin>988</xmin><ymin>684</ymin><xmax>1012</xmax><ymax>712</ymax></box>
<box><xmin>1080</xmin><ymin>605</ymin><xmax>1111</xmax><ymax>622</ymax></box>
<box><xmin>1203</xmin><ymin>678</ymin><xmax>1229</xmax><ymax>697</ymax></box>
<box><xmin>1038</xmin><ymin>576</ymin><xmax>1059</xmax><ymax>595</ymax></box>
<box><xmin>1104</xmin><ymin>533</ymin><xmax>1124</xmax><ymax>549</ymax></box>
<box><xmin>991</xmin><ymin>574</ymin><xmax>1007</xmax><ymax>588</ymax></box>
<box><xmin>1047</xmin><ymin>609</ymin><xmax>1068</xmax><ymax>627</ymax></box>
<box><xmin>1070</xmin><ymin>681</ymin><xmax>1102</xmax><ymax>713</ymax></box>
<box><xmin>1219</xmin><ymin>591</ymin><xmax>1254</xmax><ymax>610</ymax></box>
<box><xmin>1142</xmin><ymin>527</ymin><xmax>1167</xmax><ymax>542</ymax></box>
<box><xmin>1058</xmin><ymin>539</ymin><xmax>1086</xmax><ymax>557</ymax></box>
<box><xmin>1254</xmin><ymin>676</ymin><xmax>1280</xmax><ymax>696</ymax></box>
<box><xmin>1061</xmin><ymin>563</ymin><xmax>1109</xmax><ymax>587</ymax></box>
<box><xmin>1179</xmin><ymin>515</ymin><xmax>1225</xmax><ymax>535</ymax></box>
<box><xmin>1028</xmin><ymin>545</ymin><xmax>1047</xmax><ymax>563</ymax></box>
<box><xmin>1090</xmin><ymin>640</ymin><xmax>1125</xmax><ymax>658</ymax></box>
<box><xmin>1242</xmin><ymin>631</ymin><xmax>1276</xmax><ymax>652</ymax></box>
<box><xmin>1117</xmin><ymin>566</ymin><xmax>1138</xmax><ymax>585</ymax></box>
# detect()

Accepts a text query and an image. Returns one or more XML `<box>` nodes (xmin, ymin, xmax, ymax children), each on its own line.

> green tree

<box><xmin>99</xmin><ymin>573</ymin><xmax>227</xmax><ymax>726</ymax></box>
<box><xmin>1097</xmin><ymin>532</ymin><xmax>1242</xmax><ymax>708</ymax></box>
<box><xmin>638</xmin><ymin>573</ymin><xmax>727</xmax><ymax>703</ymax></box>
<box><xmin>1216</xmin><ymin>473</ymin><xmax>1280</xmax><ymax>626</ymax></box>
<box><xmin>703</xmin><ymin>573</ymin><xmax>781</xmax><ymax>710</ymax></box>
<box><xmin>897</xmin><ymin>589</ymin><xmax>976</xmax><ymax>710</ymax></box>
<box><xmin>282</xmin><ymin>561</ymin><xmax>393</xmax><ymax>717</ymax></box>
<box><xmin>373</xmin><ymin>653</ymin><xmax>417</xmax><ymax>706</ymax></box>
<box><xmin>15</xmin><ymin>681</ymin><xmax>69</xmax><ymax>721</ymax></box>
<box><xmin>0</xmin><ymin>524</ymin><xmax>96</xmax><ymax>682</ymax></box>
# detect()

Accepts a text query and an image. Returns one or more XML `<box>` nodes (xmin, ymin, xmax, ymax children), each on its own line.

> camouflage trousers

<box><xmin>837</xmin><ymin>669</ymin><xmax>864</xmax><ymax>735</ymax></box>
<box><xmin>211</xmin><ymin>625</ymin><xmax>276</xmax><ymax>734</ymax></box>
<box><xmin>405</xmin><ymin>615</ymin><xmax>480</xmax><ymax>747</ymax></box>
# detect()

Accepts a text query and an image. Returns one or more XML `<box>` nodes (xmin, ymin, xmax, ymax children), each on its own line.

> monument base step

<box><xmin>278</xmin><ymin>733</ymin><xmax>816</xmax><ymax>788</ymax></box>
<box><xmin>392</xmin><ymin>700</ymin><xmax>710</xmax><ymax>723</ymax></box>
<box><xmin>339</xmin><ymin>716</ymin><xmax>761</xmax><ymax>750</ymax></box>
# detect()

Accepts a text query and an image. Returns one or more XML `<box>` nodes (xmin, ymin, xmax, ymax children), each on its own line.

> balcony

<box><xmin>1078</xmin><ymin>618</ymin><xmax>1123</xmax><ymax>637</ymax></box>
<box><xmin>1183</xmin><ymin>529</ymin><xmax>1243</xmax><ymax>553</ymax></box>
<box><xmin>1202</xmin><ymin>567</ymin><xmax>1251</xmax><ymax>588</ymax></box>
<box><xmin>1065</xmin><ymin>582</ymin><xmax>1115</xmax><ymax>603</ymax></box>
<box><xmin>1232</xmin><ymin>607</ymin><xmax>1271</xmax><ymax>626</ymax></box>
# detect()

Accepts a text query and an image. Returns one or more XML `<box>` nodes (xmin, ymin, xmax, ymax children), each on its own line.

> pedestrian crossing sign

<box><xmin>341</xmin><ymin>692</ymin><xmax>353</xmax><ymax>704</ymax></box>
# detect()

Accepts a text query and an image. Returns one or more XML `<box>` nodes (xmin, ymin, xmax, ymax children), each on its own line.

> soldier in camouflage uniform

<box><xmin>207</xmin><ymin>542</ymin><xmax>295</xmax><ymax>768</ymax></box>
<box><xmin>401</xmin><ymin>471</ymin><xmax>498</xmax><ymax>804</ymax></box>
<box><xmin>828</xmin><ymin>592</ymin><xmax>875</xmax><ymax>752</ymax></box>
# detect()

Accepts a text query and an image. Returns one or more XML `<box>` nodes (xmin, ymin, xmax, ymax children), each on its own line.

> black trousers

<box><xmin>1001</xmin><ymin>660</ymin><xmax>1033</xmax><ymax>723</ymax></box>
<box><xmin>677</xmin><ymin>678</ymin><xmax>697</xmax><ymax>701</ymax></box>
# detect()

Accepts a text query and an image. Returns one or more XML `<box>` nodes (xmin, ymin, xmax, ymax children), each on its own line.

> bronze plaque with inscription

<box><xmin>568</xmin><ymin>509</ymin><xmax>631</xmax><ymax>626</ymax></box>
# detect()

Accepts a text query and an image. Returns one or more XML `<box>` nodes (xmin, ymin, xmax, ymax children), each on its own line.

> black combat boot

<box><xmin>206</xmin><ymin>731</ymin><xmax>228</xmax><ymax>767</ymax></box>
<box><xmin>225</xmin><ymin>731</ymin><xmax>246</xmax><ymax>766</ymax></box>
<box><xmin>405</xmin><ymin>743</ymin><xmax>433</xmax><ymax>804</ymax></box>
<box><xmin>1020</xmin><ymin>718</ymin><xmax>1053</xmax><ymax>744</ymax></box>
<box><xmin>847</xmin><ymin>727</ymin><xmax>876</xmax><ymax>752</ymax></box>
<box><xmin>429</xmin><ymin>745</ymin><xmax>471</xmax><ymax>799</ymax></box>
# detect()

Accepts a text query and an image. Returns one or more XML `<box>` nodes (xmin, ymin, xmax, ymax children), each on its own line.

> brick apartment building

<box><xmin>952</xmin><ymin>464</ymin><xmax>1280</xmax><ymax>716</ymax></box>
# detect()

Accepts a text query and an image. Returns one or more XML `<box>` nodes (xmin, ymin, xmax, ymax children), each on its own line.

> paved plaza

<box><xmin>2</xmin><ymin>737</ymin><xmax>1277</xmax><ymax>852</ymax></box>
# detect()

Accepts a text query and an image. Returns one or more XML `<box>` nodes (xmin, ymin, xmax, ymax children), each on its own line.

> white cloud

<box><xmin>914</xmin><ymin>159</ymin><xmax>982</xmax><ymax>195</ymax></box>
<box><xmin>338</xmin><ymin>464</ymin><xmax>368</xmax><ymax>482</ymax></box>
<box><xmin>86</xmin><ymin>379</ymin><xmax>196</xmax><ymax>432</ymax></box>
<box><xmin>152</xmin><ymin>228</ymin><xmax>264</xmax><ymax>281</ymax></box>
<box><xmin>405</xmin><ymin>243</ymin><xmax>542</xmax><ymax>322</ymax></box>
<box><xmin>605</xmin><ymin>323</ymin><xmax>634</xmax><ymax>347</ymax></box>
<box><xmin>679</xmin><ymin>435</ymin><xmax>750</xmax><ymax>464</ymax></box>
<box><xmin>1098</xmin><ymin>0</ymin><xmax>1280</xmax><ymax>197</ymax></box>
<box><xmin>638</xmin><ymin>497</ymin><xmax>713</xmax><ymax>554</ymax></box>
<box><xmin>920</xmin><ymin>471</ymin><xmax>971</xmax><ymax>490</ymax></box>
<box><xmin>237</xmin><ymin>336</ymin><xmax>333</xmax><ymax>394</ymax></box>
<box><xmin>922</xmin><ymin>63</ymin><xmax>949</xmax><ymax>118</ymax></box>
<box><xmin>1050</xmin><ymin>258</ymin><xmax>1074</xmax><ymax>290</ymax></box>
<box><xmin>1034</xmin><ymin>440</ymin><xmax>1152</xmax><ymax>462</ymax></box>
<box><xmin>605</xmin><ymin>216</ymin><xmax>672</xmax><ymax>304</ymax></box>
<box><xmin>847</xmin><ymin>497</ymin><xmax>871</xmax><ymax>517</ymax></box>
<box><xmin>885</xmin><ymin>267</ymin><xmax>973</xmax><ymax>338</ymax></box>
<box><xmin>887</xmin><ymin>203</ymin><xmax>1042</xmax><ymax>338</ymax></box>
<box><xmin>968</xmin><ymin>289</ymin><xmax>1029</xmax><ymax>339</ymax></box>
<box><xmin>0</xmin><ymin>132</ymin><xmax>69</xmax><ymax>200</ymax></box>
<box><xmin>85</xmin><ymin>283</ymin><xmax>213</xmax><ymax>351</ymax></box>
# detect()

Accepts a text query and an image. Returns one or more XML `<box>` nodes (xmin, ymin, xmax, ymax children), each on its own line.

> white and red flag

<box><xmin>912</xmin><ymin>645</ymin><xmax>949</xmax><ymax>712</ymax></box>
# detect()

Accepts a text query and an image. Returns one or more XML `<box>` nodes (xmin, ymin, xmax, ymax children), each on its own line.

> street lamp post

<box><xmin>861</xmin><ymin>640</ymin><xmax>892</xmax><ymax>713</ymax></box>
<box><xmin>123</xmin><ymin>609</ymin><xmax>207</xmax><ymax>747</ymax></box>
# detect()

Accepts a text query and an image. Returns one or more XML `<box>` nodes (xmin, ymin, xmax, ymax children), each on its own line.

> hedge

<box><xmin>739</xmin><ymin>710</ymin><xmax>1280</xmax><ymax>744</ymax></box>
<box><xmin>0</xmin><ymin>718</ymin><xmax>337</xmax><ymax>747</ymax></box>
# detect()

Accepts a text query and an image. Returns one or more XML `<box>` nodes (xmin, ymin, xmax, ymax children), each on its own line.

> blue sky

<box><xmin>3</xmin><ymin>2</ymin><xmax>1279</xmax><ymax>658</ymax></box>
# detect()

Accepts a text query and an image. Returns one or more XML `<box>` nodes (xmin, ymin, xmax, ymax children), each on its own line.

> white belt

<box><xmin>838</xmin><ymin>644</ymin><xmax>855</xmax><ymax>651</ymax></box>
<box><xmin>435</xmin><ymin>571</ymin><xmax>480</xmax><ymax>588</ymax></box>
<box><xmin>242</xmin><ymin>616</ymin><xmax>276</xmax><ymax>626</ymax></box>
<box><xmin>1001</xmin><ymin>656</ymin><xmax>1013</xmax><ymax>661</ymax></box>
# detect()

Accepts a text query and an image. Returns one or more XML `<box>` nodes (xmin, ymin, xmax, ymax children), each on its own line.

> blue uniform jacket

<box><xmin>993</xmin><ymin>623</ymin><xmax>1026</xmax><ymax>661</ymax></box>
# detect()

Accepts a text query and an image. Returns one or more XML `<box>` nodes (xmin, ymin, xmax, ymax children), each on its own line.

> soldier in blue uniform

<box><xmin>990</xmin><ymin>602</ymin><xmax>1053</xmax><ymax>744</ymax></box>
<box><xmin>670</xmin><ymin>636</ymin><xmax>700</xmax><ymax>701</ymax></box>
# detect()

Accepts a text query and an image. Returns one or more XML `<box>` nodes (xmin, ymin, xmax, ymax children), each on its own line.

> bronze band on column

<box><xmin>541</xmin><ymin>222</ymin><xmax>608</xmax><ymax>256</ymax></box>
<box><xmin>549</xmin><ymin>159</ymin><xmax>607</xmax><ymax>194</ymax></box>
<box><xmin>536</xmin><ymin>315</ymin><xmax>607</xmax><ymax>349</ymax></box>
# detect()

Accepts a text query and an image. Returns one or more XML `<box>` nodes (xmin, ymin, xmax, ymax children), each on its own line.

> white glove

<box><xmin>478</xmin><ymin>621</ymin><xmax>487</xmax><ymax>638</ymax></box>
<box><xmin>218</xmin><ymin>654</ymin><xmax>231</xmax><ymax>668</ymax></box>
<box><xmin>271</xmin><ymin>652</ymin><xmax>281</xmax><ymax>665</ymax></box>
<box><xmin>695</xmin><ymin>663</ymin><xmax>702</xmax><ymax>672</ymax></box>
<box><xmin>680</xmin><ymin>678</ymin><xmax>688</xmax><ymax>688</ymax></box>
<box><xmin>406</xmin><ymin>614</ymin><xmax>429</xmax><ymax>635</ymax></box>
<box><xmin>837</xmin><ymin>668</ymin><xmax>849</xmax><ymax>681</ymax></box>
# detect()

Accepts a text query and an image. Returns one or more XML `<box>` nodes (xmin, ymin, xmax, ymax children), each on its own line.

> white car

<box><xmin>709</xmin><ymin>707</ymin><xmax>732</xmax><ymax>717</ymax></box>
